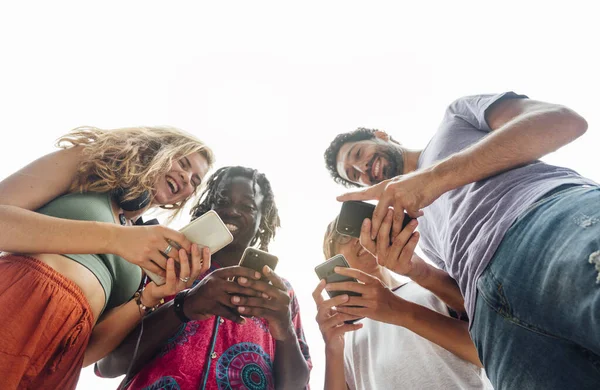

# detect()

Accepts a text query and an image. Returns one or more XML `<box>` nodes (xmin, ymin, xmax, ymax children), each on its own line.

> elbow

<box><xmin>556</xmin><ymin>106</ymin><xmax>588</xmax><ymax>139</ymax></box>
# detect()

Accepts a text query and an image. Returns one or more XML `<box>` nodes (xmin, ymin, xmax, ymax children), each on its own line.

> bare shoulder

<box><xmin>0</xmin><ymin>146</ymin><xmax>84</xmax><ymax>209</ymax></box>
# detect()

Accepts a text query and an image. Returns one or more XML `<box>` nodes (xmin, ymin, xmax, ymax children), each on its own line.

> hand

<box><xmin>327</xmin><ymin>267</ymin><xmax>409</xmax><ymax>326</ymax></box>
<box><xmin>359</xmin><ymin>210</ymin><xmax>426</xmax><ymax>280</ymax></box>
<box><xmin>113</xmin><ymin>224</ymin><xmax>193</xmax><ymax>277</ymax></box>
<box><xmin>312</xmin><ymin>279</ymin><xmax>363</xmax><ymax>353</ymax></box>
<box><xmin>144</xmin><ymin>245</ymin><xmax>211</xmax><ymax>306</ymax></box>
<box><xmin>183</xmin><ymin>266</ymin><xmax>264</xmax><ymax>323</ymax></box>
<box><xmin>337</xmin><ymin>169</ymin><xmax>443</xmax><ymax>239</ymax></box>
<box><xmin>230</xmin><ymin>266</ymin><xmax>294</xmax><ymax>341</ymax></box>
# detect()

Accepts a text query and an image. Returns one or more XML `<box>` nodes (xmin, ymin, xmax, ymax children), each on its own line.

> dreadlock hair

<box><xmin>190</xmin><ymin>166</ymin><xmax>280</xmax><ymax>251</ymax></box>
<box><xmin>324</xmin><ymin>127</ymin><xmax>378</xmax><ymax>188</ymax></box>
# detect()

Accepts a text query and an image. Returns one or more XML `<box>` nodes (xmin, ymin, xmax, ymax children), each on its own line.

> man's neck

<box><xmin>402</xmin><ymin>148</ymin><xmax>422</xmax><ymax>175</ymax></box>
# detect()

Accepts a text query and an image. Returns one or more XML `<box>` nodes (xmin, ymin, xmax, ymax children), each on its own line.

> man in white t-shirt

<box><xmin>314</xmin><ymin>214</ymin><xmax>492</xmax><ymax>390</ymax></box>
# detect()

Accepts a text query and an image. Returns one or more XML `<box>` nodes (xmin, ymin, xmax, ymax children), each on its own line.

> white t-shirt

<box><xmin>344</xmin><ymin>282</ymin><xmax>493</xmax><ymax>390</ymax></box>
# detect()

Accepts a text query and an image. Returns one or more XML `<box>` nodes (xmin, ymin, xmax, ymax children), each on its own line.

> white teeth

<box><xmin>225</xmin><ymin>223</ymin><xmax>239</xmax><ymax>233</ymax></box>
<box><xmin>372</xmin><ymin>159</ymin><xmax>381</xmax><ymax>178</ymax></box>
<box><xmin>166</xmin><ymin>177</ymin><xmax>179</xmax><ymax>194</ymax></box>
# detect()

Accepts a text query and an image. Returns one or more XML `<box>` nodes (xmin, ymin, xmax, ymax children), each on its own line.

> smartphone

<box><xmin>144</xmin><ymin>210</ymin><xmax>234</xmax><ymax>285</ymax></box>
<box><xmin>238</xmin><ymin>247</ymin><xmax>279</xmax><ymax>282</ymax></box>
<box><xmin>314</xmin><ymin>254</ymin><xmax>362</xmax><ymax>324</ymax></box>
<box><xmin>336</xmin><ymin>201</ymin><xmax>411</xmax><ymax>239</ymax></box>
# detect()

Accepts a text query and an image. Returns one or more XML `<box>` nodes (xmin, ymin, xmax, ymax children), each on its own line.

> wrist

<box><xmin>176</xmin><ymin>289</ymin><xmax>193</xmax><ymax>322</ymax></box>
<box><xmin>273</xmin><ymin>323</ymin><xmax>295</xmax><ymax>341</ymax></box>
<box><xmin>408</xmin><ymin>259</ymin><xmax>432</xmax><ymax>285</ymax></box>
<box><xmin>325</xmin><ymin>343</ymin><xmax>345</xmax><ymax>357</ymax></box>
<box><xmin>140</xmin><ymin>288</ymin><xmax>161</xmax><ymax>308</ymax></box>
<box><xmin>389</xmin><ymin>295</ymin><xmax>412</xmax><ymax>327</ymax></box>
<box><xmin>103</xmin><ymin>223</ymin><xmax>124</xmax><ymax>255</ymax></box>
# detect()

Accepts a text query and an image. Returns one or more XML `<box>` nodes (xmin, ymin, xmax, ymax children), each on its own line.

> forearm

<box><xmin>0</xmin><ymin>205</ymin><xmax>116</xmax><ymax>254</ymax></box>
<box><xmin>96</xmin><ymin>300</ymin><xmax>185</xmax><ymax>378</ymax></box>
<box><xmin>392</xmin><ymin>299</ymin><xmax>482</xmax><ymax>367</ymax></box>
<box><xmin>430</xmin><ymin>106</ymin><xmax>587</xmax><ymax>193</ymax></box>
<box><xmin>412</xmin><ymin>264</ymin><xmax>465</xmax><ymax>316</ymax></box>
<box><xmin>83</xmin><ymin>299</ymin><xmax>144</xmax><ymax>367</ymax></box>
<box><xmin>324</xmin><ymin>348</ymin><xmax>348</xmax><ymax>390</ymax></box>
<box><xmin>273</xmin><ymin>328</ymin><xmax>310</xmax><ymax>390</ymax></box>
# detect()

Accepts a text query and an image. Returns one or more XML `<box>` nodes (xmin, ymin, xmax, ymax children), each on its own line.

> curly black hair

<box><xmin>190</xmin><ymin>166</ymin><xmax>280</xmax><ymax>250</ymax></box>
<box><xmin>324</xmin><ymin>127</ymin><xmax>379</xmax><ymax>188</ymax></box>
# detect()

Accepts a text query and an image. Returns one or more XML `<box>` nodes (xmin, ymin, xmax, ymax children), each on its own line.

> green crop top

<box><xmin>36</xmin><ymin>192</ymin><xmax>142</xmax><ymax>314</ymax></box>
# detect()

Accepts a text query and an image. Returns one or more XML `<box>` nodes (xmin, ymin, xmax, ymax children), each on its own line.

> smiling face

<box><xmin>153</xmin><ymin>152</ymin><xmax>210</xmax><ymax>206</ymax></box>
<box><xmin>211</xmin><ymin>175</ymin><xmax>264</xmax><ymax>249</ymax></box>
<box><xmin>336</xmin><ymin>137</ymin><xmax>404</xmax><ymax>186</ymax></box>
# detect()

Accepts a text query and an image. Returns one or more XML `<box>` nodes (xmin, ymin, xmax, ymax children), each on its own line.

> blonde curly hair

<box><xmin>57</xmin><ymin>126</ymin><xmax>214</xmax><ymax>217</ymax></box>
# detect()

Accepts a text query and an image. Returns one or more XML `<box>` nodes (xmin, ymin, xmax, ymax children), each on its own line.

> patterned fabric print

<box><xmin>250</xmin><ymin>317</ymin><xmax>270</xmax><ymax>333</ymax></box>
<box><xmin>142</xmin><ymin>376</ymin><xmax>181</xmax><ymax>390</ymax></box>
<box><xmin>216</xmin><ymin>343</ymin><xmax>274</xmax><ymax>390</ymax></box>
<box><xmin>160</xmin><ymin>322</ymin><xmax>200</xmax><ymax>357</ymax></box>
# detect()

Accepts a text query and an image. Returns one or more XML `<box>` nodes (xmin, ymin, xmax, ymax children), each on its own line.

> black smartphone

<box><xmin>238</xmin><ymin>247</ymin><xmax>279</xmax><ymax>282</ymax></box>
<box><xmin>314</xmin><ymin>254</ymin><xmax>363</xmax><ymax>324</ymax></box>
<box><xmin>336</xmin><ymin>200</ymin><xmax>412</xmax><ymax>239</ymax></box>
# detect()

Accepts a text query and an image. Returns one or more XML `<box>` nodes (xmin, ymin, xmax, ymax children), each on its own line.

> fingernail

<box><xmin>262</xmin><ymin>293</ymin><xmax>269</xmax><ymax>299</ymax></box>
<box><xmin>238</xmin><ymin>307</ymin><xmax>246</xmax><ymax>313</ymax></box>
<box><xmin>362</xmin><ymin>219</ymin><xmax>369</xmax><ymax>228</ymax></box>
<box><xmin>255</xmin><ymin>272</ymin><xmax>261</xmax><ymax>279</ymax></box>
<box><xmin>232</xmin><ymin>296</ymin><xmax>240</xmax><ymax>303</ymax></box>
<box><xmin>341</xmin><ymin>294</ymin><xmax>349</xmax><ymax>301</ymax></box>
<box><xmin>325</xmin><ymin>285</ymin><xmax>331</xmax><ymax>291</ymax></box>
<box><xmin>239</xmin><ymin>277</ymin><xmax>247</xmax><ymax>284</ymax></box>
<box><xmin>409</xmin><ymin>219</ymin><xmax>418</xmax><ymax>226</ymax></box>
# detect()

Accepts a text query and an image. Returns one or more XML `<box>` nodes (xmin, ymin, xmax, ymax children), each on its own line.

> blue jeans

<box><xmin>470</xmin><ymin>185</ymin><xmax>600</xmax><ymax>390</ymax></box>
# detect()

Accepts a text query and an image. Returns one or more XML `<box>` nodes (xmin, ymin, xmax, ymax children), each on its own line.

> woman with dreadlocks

<box><xmin>97</xmin><ymin>166</ymin><xmax>312</xmax><ymax>390</ymax></box>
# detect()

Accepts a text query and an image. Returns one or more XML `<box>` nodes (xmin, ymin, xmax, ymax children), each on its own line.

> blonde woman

<box><xmin>0</xmin><ymin>126</ymin><xmax>214</xmax><ymax>389</ymax></box>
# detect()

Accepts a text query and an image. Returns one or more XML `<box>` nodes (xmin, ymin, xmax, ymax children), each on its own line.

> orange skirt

<box><xmin>0</xmin><ymin>254</ymin><xmax>93</xmax><ymax>390</ymax></box>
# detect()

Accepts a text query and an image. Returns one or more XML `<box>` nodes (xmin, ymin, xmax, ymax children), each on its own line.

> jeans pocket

<box><xmin>476</xmin><ymin>268</ymin><xmax>513</xmax><ymax>320</ymax></box>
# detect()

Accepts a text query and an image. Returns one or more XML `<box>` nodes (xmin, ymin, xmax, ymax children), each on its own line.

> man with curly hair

<box><xmin>325</xmin><ymin>92</ymin><xmax>600</xmax><ymax>389</ymax></box>
<box><xmin>97</xmin><ymin>166</ymin><xmax>311</xmax><ymax>390</ymax></box>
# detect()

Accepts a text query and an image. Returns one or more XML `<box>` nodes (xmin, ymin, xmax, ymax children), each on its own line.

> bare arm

<box><xmin>432</xmin><ymin>98</ymin><xmax>588</xmax><ymax>195</ymax></box>
<box><xmin>312</xmin><ymin>281</ymin><xmax>360</xmax><ymax>390</ymax></box>
<box><xmin>0</xmin><ymin>147</ymin><xmax>192</xmax><ymax>275</ymax></box>
<box><xmin>97</xmin><ymin>266</ymin><xmax>261</xmax><ymax>378</ymax></box>
<box><xmin>324</xmin><ymin>349</ymin><xmax>350</xmax><ymax>390</ymax></box>
<box><xmin>339</xmin><ymin>97</ymin><xmax>588</xmax><ymax>235</ymax></box>
<box><xmin>84</xmin><ymin>252</ymin><xmax>202</xmax><ymax>367</ymax></box>
<box><xmin>0</xmin><ymin>147</ymin><xmax>115</xmax><ymax>254</ymax></box>
<box><xmin>411</xmin><ymin>262</ymin><xmax>465</xmax><ymax>317</ymax></box>
<box><xmin>332</xmin><ymin>268</ymin><xmax>482</xmax><ymax>367</ymax></box>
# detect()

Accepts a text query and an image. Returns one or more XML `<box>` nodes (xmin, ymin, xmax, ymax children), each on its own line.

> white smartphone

<box><xmin>144</xmin><ymin>210</ymin><xmax>234</xmax><ymax>285</ymax></box>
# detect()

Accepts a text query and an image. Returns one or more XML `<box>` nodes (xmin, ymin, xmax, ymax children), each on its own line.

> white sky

<box><xmin>1</xmin><ymin>1</ymin><xmax>599</xmax><ymax>388</ymax></box>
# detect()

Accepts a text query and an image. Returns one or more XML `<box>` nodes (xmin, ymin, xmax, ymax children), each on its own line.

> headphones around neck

<box><xmin>112</xmin><ymin>188</ymin><xmax>151</xmax><ymax>212</ymax></box>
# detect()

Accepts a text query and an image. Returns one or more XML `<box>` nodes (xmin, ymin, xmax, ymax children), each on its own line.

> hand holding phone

<box><xmin>144</xmin><ymin>210</ymin><xmax>233</xmax><ymax>285</ymax></box>
<box><xmin>336</xmin><ymin>201</ymin><xmax>411</xmax><ymax>240</ymax></box>
<box><xmin>238</xmin><ymin>247</ymin><xmax>279</xmax><ymax>282</ymax></box>
<box><xmin>314</xmin><ymin>254</ymin><xmax>363</xmax><ymax>324</ymax></box>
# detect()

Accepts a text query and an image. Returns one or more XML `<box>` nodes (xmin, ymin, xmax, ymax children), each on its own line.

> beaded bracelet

<box><xmin>134</xmin><ymin>289</ymin><xmax>164</xmax><ymax>315</ymax></box>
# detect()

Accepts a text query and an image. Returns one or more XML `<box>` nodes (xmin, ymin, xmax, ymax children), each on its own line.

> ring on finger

<box><xmin>180</xmin><ymin>276</ymin><xmax>190</xmax><ymax>283</ymax></box>
<box><xmin>164</xmin><ymin>244</ymin><xmax>173</xmax><ymax>255</ymax></box>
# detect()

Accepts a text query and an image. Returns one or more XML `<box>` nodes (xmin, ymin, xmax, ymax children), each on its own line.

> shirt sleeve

<box><xmin>447</xmin><ymin>92</ymin><xmax>528</xmax><ymax>132</ymax></box>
